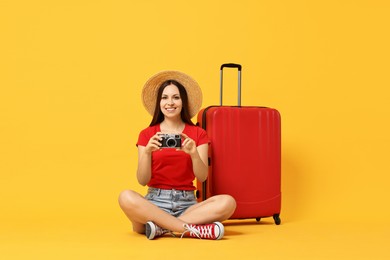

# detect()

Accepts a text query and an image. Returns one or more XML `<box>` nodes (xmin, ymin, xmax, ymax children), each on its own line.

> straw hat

<box><xmin>141</xmin><ymin>70</ymin><xmax>203</xmax><ymax>118</ymax></box>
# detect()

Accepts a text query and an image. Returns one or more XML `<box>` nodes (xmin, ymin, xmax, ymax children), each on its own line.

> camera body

<box><xmin>160</xmin><ymin>134</ymin><xmax>182</xmax><ymax>148</ymax></box>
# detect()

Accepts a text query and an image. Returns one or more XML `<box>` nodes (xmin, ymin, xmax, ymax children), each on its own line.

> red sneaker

<box><xmin>181</xmin><ymin>222</ymin><xmax>224</xmax><ymax>240</ymax></box>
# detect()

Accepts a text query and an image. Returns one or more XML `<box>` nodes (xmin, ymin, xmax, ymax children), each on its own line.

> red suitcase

<box><xmin>196</xmin><ymin>64</ymin><xmax>281</xmax><ymax>224</ymax></box>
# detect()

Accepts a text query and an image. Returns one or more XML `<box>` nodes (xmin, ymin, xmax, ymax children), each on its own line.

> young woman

<box><xmin>118</xmin><ymin>70</ymin><xmax>236</xmax><ymax>240</ymax></box>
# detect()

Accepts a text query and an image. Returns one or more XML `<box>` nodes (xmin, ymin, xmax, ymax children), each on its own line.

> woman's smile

<box><xmin>165</xmin><ymin>107</ymin><xmax>177</xmax><ymax>112</ymax></box>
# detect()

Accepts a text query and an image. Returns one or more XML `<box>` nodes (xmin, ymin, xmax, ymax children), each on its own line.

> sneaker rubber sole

<box><xmin>214</xmin><ymin>222</ymin><xmax>224</xmax><ymax>240</ymax></box>
<box><xmin>145</xmin><ymin>221</ymin><xmax>157</xmax><ymax>240</ymax></box>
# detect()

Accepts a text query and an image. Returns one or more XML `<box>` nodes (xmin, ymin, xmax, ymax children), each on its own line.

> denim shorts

<box><xmin>145</xmin><ymin>187</ymin><xmax>197</xmax><ymax>217</ymax></box>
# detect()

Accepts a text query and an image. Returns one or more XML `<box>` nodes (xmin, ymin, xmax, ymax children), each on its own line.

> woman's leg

<box><xmin>118</xmin><ymin>189</ymin><xmax>188</xmax><ymax>233</ymax></box>
<box><xmin>178</xmin><ymin>194</ymin><xmax>236</xmax><ymax>224</ymax></box>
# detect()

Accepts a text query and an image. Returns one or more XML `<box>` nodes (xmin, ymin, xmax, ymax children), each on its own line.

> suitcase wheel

<box><xmin>273</xmin><ymin>214</ymin><xmax>281</xmax><ymax>225</ymax></box>
<box><xmin>256</xmin><ymin>215</ymin><xmax>281</xmax><ymax>225</ymax></box>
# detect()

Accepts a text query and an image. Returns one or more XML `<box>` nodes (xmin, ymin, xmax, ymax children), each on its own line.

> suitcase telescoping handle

<box><xmin>220</xmin><ymin>63</ymin><xmax>242</xmax><ymax>106</ymax></box>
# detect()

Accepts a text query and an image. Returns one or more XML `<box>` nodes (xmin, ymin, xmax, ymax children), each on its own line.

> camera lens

<box><xmin>166</xmin><ymin>138</ymin><xmax>177</xmax><ymax>147</ymax></box>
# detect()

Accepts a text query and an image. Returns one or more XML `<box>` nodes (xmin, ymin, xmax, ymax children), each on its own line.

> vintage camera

<box><xmin>160</xmin><ymin>134</ymin><xmax>182</xmax><ymax>148</ymax></box>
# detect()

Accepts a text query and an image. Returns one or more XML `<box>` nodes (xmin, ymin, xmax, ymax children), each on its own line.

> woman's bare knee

<box><xmin>118</xmin><ymin>190</ymin><xmax>142</xmax><ymax>210</ymax></box>
<box><xmin>216</xmin><ymin>194</ymin><xmax>237</xmax><ymax>216</ymax></box>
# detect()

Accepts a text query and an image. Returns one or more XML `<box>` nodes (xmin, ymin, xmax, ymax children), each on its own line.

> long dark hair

<box><xmin>149</xmin><ymin>80</ymin><xmax>195</xmax><ymax>126</ymax></box>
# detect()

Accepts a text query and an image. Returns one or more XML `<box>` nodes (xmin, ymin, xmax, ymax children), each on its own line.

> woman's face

<box><xmin>160</xmin><ymin>84</ymin><xmax>183</xmax><ymax>119</ymax></box>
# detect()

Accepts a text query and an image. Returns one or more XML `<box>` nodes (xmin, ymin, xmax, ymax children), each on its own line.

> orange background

<box><xmin>1</xmin><ymin>0</ymin><xmax>389</xmax><ymax>259</ymax></box>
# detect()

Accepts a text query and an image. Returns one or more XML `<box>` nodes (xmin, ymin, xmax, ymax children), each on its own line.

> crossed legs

<box><xmin>118</xmin><ymin>189</ymin><xmax>236</xmax><ymax>234</ymax></box>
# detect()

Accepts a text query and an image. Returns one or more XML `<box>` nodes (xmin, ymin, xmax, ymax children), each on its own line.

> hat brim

<box><xmin>142</xmin><ymin>71</ymin><xmax>203</xmax><ymax>118</ymax></box>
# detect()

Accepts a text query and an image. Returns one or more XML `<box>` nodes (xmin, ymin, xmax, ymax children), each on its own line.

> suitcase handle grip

<box><xmin>220</xmin><ymin>63</ymin><xmax>242</xmax><ymax>106</ymax></box>
<box><xmin>220</xmin><ymin>63</ymin><xmax>242</xmax><ymax>71</ymax></box>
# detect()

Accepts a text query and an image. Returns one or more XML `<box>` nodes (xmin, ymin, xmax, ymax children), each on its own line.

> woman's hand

<box><xmin>180</xmin><ymin>133</ymin><xmax>197</xmax><ymax>155</ymax></box>
<box><xmin>145</xmin><ymin>132</ymin><xmax>163</xmax><ymax>154</ymax></box>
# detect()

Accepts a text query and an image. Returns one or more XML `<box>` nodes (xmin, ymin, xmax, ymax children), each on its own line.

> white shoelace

<box><xmin>181</xmin><ymin>224</ymin><xmax>213</xmax><ymax>239</ymax></box>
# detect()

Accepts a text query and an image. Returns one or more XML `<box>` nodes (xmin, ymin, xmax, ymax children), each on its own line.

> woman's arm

<box><xmin>136</xmin><ymin>146</ymin><xmax>152</xmax><ymax>186</ymax></box>
<box><xmin>136</xmin><ymin>132</ymin><xmax>163</xmax><ymax>186</ymax></box>
<box><xmin>190</xmin><ymin>144</ymin><xmax>208</xmax><ymax>182</ymax></box>
<box><xmin>181</xmin><ymin>133</ymin><xmax>208</xmax><ymax>182</ymax></box>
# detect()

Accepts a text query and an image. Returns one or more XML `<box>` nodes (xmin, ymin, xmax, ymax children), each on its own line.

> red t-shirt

<box><xmin>137</xmin><ymin>124</ymin><xmax>209</xmax><ymax>190</ymax></box>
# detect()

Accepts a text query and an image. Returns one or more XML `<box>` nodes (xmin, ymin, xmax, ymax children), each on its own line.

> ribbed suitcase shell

<box><xmin>197</xmin><ymin>106</ymin><xmax>281</xmax><ymax>223</ymax></box>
